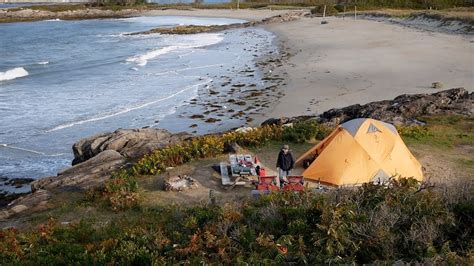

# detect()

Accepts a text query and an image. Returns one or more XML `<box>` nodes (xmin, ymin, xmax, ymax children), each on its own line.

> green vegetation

<box><xmin>92</xmin><ymin>117</ymin><xmax>473</xmax><ymax>211</ymax></box>
<box><xmin>1</xmin><ymin>116</ymin><xmax>472</xmax><ymax>264</ymax></box>
<box><xmin>92</xmin><ymin>0</ymin><xmax>147</xmax><ymax>7</ymax></box>
<box><xmin>399</xmin><ymin>115</ymin><xmax>474</xmax><ymax>148</ymax></box>
<box><xmin>311</xmin><ymin>4</ymin><xmax>340</xmax><ymax>15</ymax></box>
<box><xmin>1</xmin><ymin>178</ymin><xmax>472</xmax><ymax>264</ymax></box>
<box><xmin>99</xmin><ymin>123</ymin><xmax>330</xmax><ymax>211</ymax></box>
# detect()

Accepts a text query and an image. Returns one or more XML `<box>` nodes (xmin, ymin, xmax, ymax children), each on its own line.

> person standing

<box><xmin>276</xmin><ymin>144</ymin><xmax>294</xmax><ymax>186</ymax></box>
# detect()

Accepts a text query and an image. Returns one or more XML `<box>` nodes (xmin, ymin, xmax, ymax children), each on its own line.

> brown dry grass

<box><xmin>354</xmin><ymin>7</ymin><xmax>474</xmax><ymax>23</ymax></box>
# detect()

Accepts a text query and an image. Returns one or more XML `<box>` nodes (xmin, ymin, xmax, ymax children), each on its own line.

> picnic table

<box><xmin>220</xmin><ymin>154</ymin><xmax>258</xmax><ymax>188</ymax></box>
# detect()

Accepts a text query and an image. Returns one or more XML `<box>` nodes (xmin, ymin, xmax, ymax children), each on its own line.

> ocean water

<box><xmin>0</xmin><ymin>16</ymin><xmax>275</xmax><ymax>183</ymax></box>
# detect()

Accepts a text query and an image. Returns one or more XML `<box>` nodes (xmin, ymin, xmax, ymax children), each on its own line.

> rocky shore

<box><xmin>263</xmin><ymin>88</ymin><xmax>473</xmax><ymax>127</ymax></box>
<box><xmin>126</xmin><ymin>11</ymin><xmax>306</xmax><ymax>35</ymax></box>
<box><xmin>0</xmin><ymin>7</ymin><xmax>142</xmax><ymax>23</ymax></box>
<box><xmin>1</xmin><ymin>88</ymin><xmax>472</xmax><ymax>221</ymax></box>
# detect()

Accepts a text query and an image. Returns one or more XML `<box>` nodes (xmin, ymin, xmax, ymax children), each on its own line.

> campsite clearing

<box><xmin>1</xmin><ymin>115</ymin><xmax>472</xmax><ymax>230</ymax></box>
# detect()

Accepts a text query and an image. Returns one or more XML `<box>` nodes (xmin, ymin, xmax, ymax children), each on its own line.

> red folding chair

<box><xmin>256</xmin><ymin>176</ymin><xmax>279</xmax><ymax>191</ymax></box>
<box><xmin>283</xmin><ymin>176</ymin><xmax>305</xmax><ymax>191</ymax></box>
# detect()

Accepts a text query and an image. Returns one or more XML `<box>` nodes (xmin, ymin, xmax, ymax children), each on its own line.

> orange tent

<box><xmin>296</xmin><ymin>118</ymin><xmax>423</xmax><ymax>186</ymax></box>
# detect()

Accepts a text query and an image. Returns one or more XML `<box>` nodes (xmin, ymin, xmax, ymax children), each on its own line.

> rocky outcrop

<box><xmin>0</xmin><ymin>189</ymin><xmax>51</xmax><ymax>221</ymax></box>
<box><xmin>1</xmin><ymin>128</ymin><xmax>191</xmax><ymax>220</ymax></box>
<box><xmin>72</xmin><ymin>128</ymin><xmax>191</xmax><ymax>165</ymax></box>
<box><xmin>0</xmin><ymin>8</ymin><xmax>141</xmax><ymax>23</ymax></box>
<box><xmin>262</xmin><ymin>88</ymin><xmax>473</xmax><ymax>127</ymax></box>
<box><xmin>318</xmin><ymin>88</ymin><xmax>473</xmax><ymax>126</ymax></box>
<box><xmin>31</xmin><ymin>150</ymin><xmax>126</xmax><ymax>192</ymax></box>
<box><xmin>126</xmin><ymin>11</ymin><xmax>307</xmax><ymax>36</ymax></box>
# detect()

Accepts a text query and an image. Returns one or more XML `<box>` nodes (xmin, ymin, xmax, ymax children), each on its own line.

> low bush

<box><xmin>397</xmin><ymin>125</ymin><xmax>431</xmax><ymax>139</ymax></box>
<box><xmin>1</xmin><ymin>179</ymin><xmax>472</xmax><ymax>264</ymax></box>
<box><xmin>311</xmin><ymin>4</ymin><xmax>339</xmax><ymax>16</ymax></box>
<box><xmin>282</xmin><ymin>120</ymin><xmax>331</xmax><ymax>143</ymax></box>
<box><xmin>102</xmin><ymin>169</ymin><xmax>139</xmax><ymax>211</ymax></box>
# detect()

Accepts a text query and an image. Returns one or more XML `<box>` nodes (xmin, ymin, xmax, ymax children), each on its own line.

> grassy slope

<box><xmin>1</xmin><ymin>115</ymin><xmax>472</xmax><ymax>264</ymax></box>
<box><xmin>2</xmin><ymin>115</ymin><xmax>472</xmax><ymax>230</ymax></box>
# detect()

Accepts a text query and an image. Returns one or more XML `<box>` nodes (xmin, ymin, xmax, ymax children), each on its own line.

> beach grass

<box><xmin>345</xmin><ymin>7</ymin><xmax>474</xmax><ymax>23</ymax></box>
<box><xmin>400</xmin><ymin>115</ymin><xmax>474</xmax><ymax>148</ymax></box>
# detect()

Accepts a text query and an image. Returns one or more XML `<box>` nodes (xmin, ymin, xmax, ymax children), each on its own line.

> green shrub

<box><xmin>1</xmin><ymin>179</ymin><xmax>473</xmax><ymax>264</ymax></box>
<box><xmin>311</xmin><ymin>4</ymin><xmax>339</xmax><ymax>16</ymax></box>
<box><xmin>397</xmin><ymin>125</ymin><xmax>431</xmax><ymax>139</ymax></box>
<box><xmin>102</xmin><ymin>169</ymin><xmax>139</xmax><ymax>211</ymax></box>
<box><xmin>282</xmin><ymin>121</ymin><xmax>331</xmax><ymax>143</ymax></box>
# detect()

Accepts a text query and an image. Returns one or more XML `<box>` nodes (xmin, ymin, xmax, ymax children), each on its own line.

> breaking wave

<box><xmin>0</xmin><ymin>67</ymin><xmax>29</xmax><ymax>82</ymax></box>
<box><xmin>126</xmin><ymin>33</ymin><xmax>224</xmax><ymax>67</ymax></box>
<box><xmin>46</xmin><ymin>78</ymin><xmax>211</xmax><ymax>132</ymax></box>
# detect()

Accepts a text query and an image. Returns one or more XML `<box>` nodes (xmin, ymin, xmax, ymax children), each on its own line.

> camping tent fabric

<box><xmin>296</xmin><ymin>118</ymin><xmax>423</xmax><ymax>186</ymax></box>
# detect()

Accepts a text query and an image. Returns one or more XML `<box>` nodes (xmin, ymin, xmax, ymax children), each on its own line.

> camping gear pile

<box><xmin>163</xmin><ymin>175</ymin><xmax>199</xmax><ymax>191</ymax></box>
<box><xmin>220</xmin><ymin>154</ymin><xmax>260</xmax><ymax>188</ymax></box>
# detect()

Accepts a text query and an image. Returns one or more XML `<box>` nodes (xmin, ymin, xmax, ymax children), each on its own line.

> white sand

<box><xmin>265</xmin><ymin>16</ymin><xmax>473</xmax><ymax>118</ymax></box>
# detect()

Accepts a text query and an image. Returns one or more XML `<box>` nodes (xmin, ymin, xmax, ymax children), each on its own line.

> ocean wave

<box><xmin>37</xmin><ymin>61</ymin><xmax>49</xmax><ymax>65</ymax></box>
<box><xmin>126</xmin><ymin>45</ymin><xmax>180</xmax><ymax>67</ymax></box>
<box><xmin>44</xmin><ymin>18</ymin><xmax>61</xmax><ymax>22</ymax></box>
<box><xmin>46</xmin><ymin>78</ymin><xmax>211</xmax><ymax>132</ymax></box>
<box><xmin>0</xmin><ymin>67</ymin><xmax>29</xmax><ymax>82</ymax></box>
<box><xmin>126</xmin><ymin>33</ymin><xmax>224</xmax><ymax>67</ymax></box>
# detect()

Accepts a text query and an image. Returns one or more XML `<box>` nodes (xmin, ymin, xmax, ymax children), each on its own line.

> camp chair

<box><xmin>283</xmin><ymin>176</ymin><xmax>304</xmax><ymax>191</ymax></box>
<box><xmin>255</xmin><ymin>176</ymin><xmax>279</xmax><ymax>191</ymax></box>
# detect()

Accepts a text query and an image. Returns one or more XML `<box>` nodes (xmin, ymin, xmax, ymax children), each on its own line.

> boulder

<box><xmin>0</xmin><ymin>189</ymin><xmax>51</xmax><ymax>221</ymax></box>
<box><xmin>261</xmin><ymin>117</ymin><xmax>292</xmax><ymax>126</ymax></box>
<box><xmin>31</xmin><ymin>150</ymin><xmax>126</xmax><ymax>192</ymax></box>
<box><xmin>72</xmin><ymin>128</ymin><xmax>191</xmax><ymax>165</ymax></box>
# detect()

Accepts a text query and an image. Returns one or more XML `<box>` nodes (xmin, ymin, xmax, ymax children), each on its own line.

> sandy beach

<box><xmin>262</xmin><ymin>16</ymin><xmax>473</xmax><ymax>120</ymax></box>
<box><xmin>145</xmin><ymin>9</ymin><xmax>473</xmax><ymax>124</ymax></box>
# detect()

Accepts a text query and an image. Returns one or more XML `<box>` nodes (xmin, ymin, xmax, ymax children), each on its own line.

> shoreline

<box><xmin>1</xmin><ymin>8</ymin><xmax>473</xmax><ymax>189</ymax></box>
<box><xmin>261</xmin><ymin>15</ymin><xmax>473</xmax><ymax>120</ymax></box>
<box><xmin>0</xmin><ymin>7</ymin><xmax>293</xmax><ymax>23</ymax></box>
<box><xmin>0</xmin><ymin>10</ymin><xmax>294</xmax><ymax>189</ymax></box>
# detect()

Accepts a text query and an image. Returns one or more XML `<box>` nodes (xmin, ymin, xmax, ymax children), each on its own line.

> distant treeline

<box><xmin>245</xmin><ymin>0</ymin><xmax>474</xmax><ymax>9</ymax></box>
<box><xmin>88</xmin><ymin>0</ymin><xmax>473</xmax><ymax>8</ymax></box>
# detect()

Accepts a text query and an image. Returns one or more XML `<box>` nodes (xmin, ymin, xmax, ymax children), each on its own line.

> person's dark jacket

<box><xmin>276</xmin><ymin>150</ymin><xmax>295</xmax><ymax>171</ymax></box>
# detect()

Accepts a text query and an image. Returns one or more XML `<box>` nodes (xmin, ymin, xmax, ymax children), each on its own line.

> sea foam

<box><xmin>126</xmin><ymin>33</ymin><xmax>224</xmax><ymax>67</ymax></box>
<box><xmin>46</xmin><ymin>78</ymin><xmax>211</xmax><ymax>132</ymax></box>
<box><xmin>0</xmin><ymin>67</ymin><xmax>29</xmax><ymax>82</ymax></box>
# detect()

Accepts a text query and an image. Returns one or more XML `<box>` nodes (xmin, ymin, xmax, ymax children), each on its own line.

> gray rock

<box><xmin>0</xmin><ymin>189</ymin><xmax>51</xmax><ymax>221</ymax></box>
<box><xmin>318</xmin><ymin>88</ymin><xmax>473</xmax><ymax>126</ymax></box>
<box><xmin>72</xmin><ymin>128</ymin><xmax>191</xmax><ymax>165</ymax></box>
<box><xmin>261</xmin><ymin>117</ymin><xmax>292</xmax><ymax>126</ymax></box>
<box><xmin>32</xmin><ymin>150</ymin><xmax>126</xmax><ymax>192</ymax></box>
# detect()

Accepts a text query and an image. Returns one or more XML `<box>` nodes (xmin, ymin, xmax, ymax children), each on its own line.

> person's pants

<box><xmin>279</xmin><ymin>169</ymin><xmax>291</xmax><ymax>184</ymax></box>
